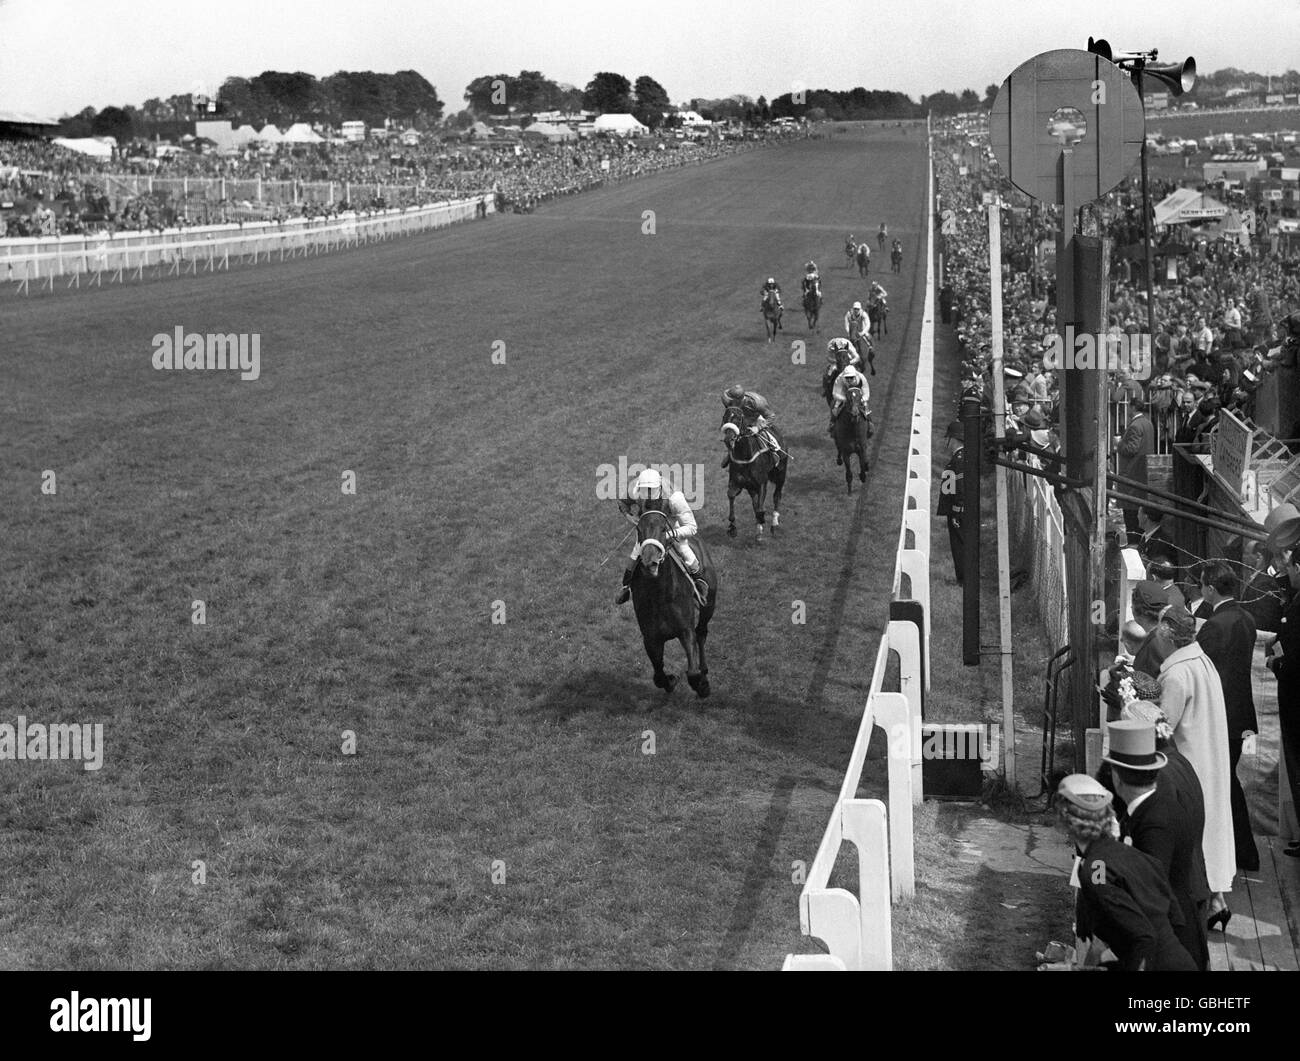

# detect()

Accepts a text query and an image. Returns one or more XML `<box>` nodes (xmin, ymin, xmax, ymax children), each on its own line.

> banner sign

<box><xmin>1212</xmin><ymin>408</ymin><xmax>1253</xmax><ymax>500</ymax></box>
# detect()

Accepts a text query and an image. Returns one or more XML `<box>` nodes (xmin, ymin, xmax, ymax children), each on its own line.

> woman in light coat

<box><xmin>1159</xmin><ymin>611</ymin><xmax>1237</xmax><ymax>925</ymax></box>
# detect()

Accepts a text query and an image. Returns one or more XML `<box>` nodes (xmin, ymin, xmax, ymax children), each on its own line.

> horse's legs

<box><xmin>727</xmin><ymin>482</ymin><xmax>740</xmax><ymax>538</ymax></box>
<box><xmin>845</xmin><ymin>455</ymin><xmax>854</xmax><ymax>492</ymax></box>
<box><xmin>752</xmin><ymin>482</ymin><xmax>768</xmax><ymax>540</ymax></box>
<box><xmin>682</xmin><ymin>631</ymin><xmax>710</xmax><ymax>698</ymax></box>
<box><xmin>770</xmin><ymin>467</ymin><xmax>783</xmax><ymax>529</ymax></box>
<box><xmin>645</xmin><ymin>636</ymin><xmax>676</xmax><ymax>693</ymax></box>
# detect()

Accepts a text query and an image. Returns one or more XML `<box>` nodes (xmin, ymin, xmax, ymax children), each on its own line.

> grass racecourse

<box><xmin>1</xmin><ymin>127</ymin><xmax>957</xmax><ymax>969</ymax></box>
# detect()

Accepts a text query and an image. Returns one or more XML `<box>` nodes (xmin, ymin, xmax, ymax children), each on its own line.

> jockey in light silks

<box><xmin>615</xmin><ymin>468</ymin><xmax>708</xmax><ymax>605</ymax></box>
<box><xmin>720</xmin><ymin>383</ymin><xmax>785</xmax><ymax>468</ymax></box>
<box><xmin>801</xmin><ymin>261</ymin><xmax>821</xmax><ymax>300</ymax></box>
<box><xmin>760</xmin><ymin>276</ymin><xmax>782</xmax><ymax>311</ymax></box>
<box><xmin>829</xmin><ymin>362</ymin><xmax>870</xmax><ymax>432</ymax></box>
<box><xmin>845</xmin><ymin>300</ymin><xmax>871</xmax><ymax>343</ymax></box>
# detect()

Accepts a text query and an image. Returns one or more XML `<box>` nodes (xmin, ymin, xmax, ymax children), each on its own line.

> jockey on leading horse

<box><xmin>828</xmin><ymin>362</ymin><xmax>870</xmax><ymax>433</ymax></box>
<box><xmin>615</xmin><ymin>468</ymin><xmax>709</xmax><ymax>605</ymax></box>
<box><xmin>720</xmin><ymin>384</ymin><xmax>785</xmax><ymax>468</ymax></box>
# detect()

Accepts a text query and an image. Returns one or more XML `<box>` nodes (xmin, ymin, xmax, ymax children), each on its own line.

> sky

<box><xmin>2</xmin><ymin>0</ymin><xmax>1299</xmax><ymax>120</ymax></box>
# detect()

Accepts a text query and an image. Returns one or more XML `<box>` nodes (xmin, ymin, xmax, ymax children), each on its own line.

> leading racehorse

<box><xmin>721</xmin><ymin>406</ymin><xmax>788</xmax><ymax>540</ymax></box>
<box><xmin>831</xmin><ymin>381</ymin><xmax>872</xmax><ymax>492</ymax></box>
<box><xmin>762</xmin><ymin>289</ymin><xmax>783</xmax><ymax>342</ymax></box>
<box><xmin>629</xmin><ymin>508</ymin><xmax>717</xmax><ymax>698</ymax></box>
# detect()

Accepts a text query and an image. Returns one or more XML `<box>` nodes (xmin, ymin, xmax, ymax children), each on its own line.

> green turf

<box><xmin>0</xmin><ymin>128</ymin><xmax>976</xmax><ymax>969</ymax></box>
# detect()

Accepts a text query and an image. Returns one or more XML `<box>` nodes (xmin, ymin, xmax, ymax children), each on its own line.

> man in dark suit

<box><xmin>1107</xmin><ymin>720</ymin><xmax>1210</xmax><ymax>970</ymax></box>
<box><xmin>1136</xmin><ymin>507</ymin><xmax>1179</xmax><ymax>570</ymax></box>
<box><xmin>1116</xmin><ymin>410</ymin><xmax>1156</xmax><ymax>536</ymax></box>
<box><xmin>937</xmin><ymin>421</ymin><xmax>966</xmax><ymax>584</ymax></box>
<box><xmin>1266</xmin><ymin>545</ymin><xmax>1300</xmax><ymax>858</ymax></box>
<box><xmin>1197</xmin><ymin>560</ymin><xmax>1260</xmax><ymax>872</ymax></box>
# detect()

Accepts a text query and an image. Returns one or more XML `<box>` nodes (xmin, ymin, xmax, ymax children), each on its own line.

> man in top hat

<box><xmin>1056</xmin><ymin>774</ymin><xmax>1197</xmax><ymax>972</ymax></box>
<box><xmin>1105</xmin><ymin>719</ymin><xmax>1209</xmax><ymax>970</ymax></box>
<box><xmin>937</xmin><ymin>420</ymin><xmax>966</xmax><ymax>584</ymax></box>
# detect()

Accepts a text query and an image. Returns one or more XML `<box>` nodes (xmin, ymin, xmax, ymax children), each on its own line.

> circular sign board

<box><xmin>988</xmin><ymin>49</ymin><xmax>1144</xmax><ymax>205</ymax></box>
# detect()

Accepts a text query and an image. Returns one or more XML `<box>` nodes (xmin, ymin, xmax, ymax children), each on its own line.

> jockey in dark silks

<box><xmin>721</xmin><ymin>383</ymin><xmax>786</xmax><ymax>468</ymax></box>
<box><xmin>802</xmin><ymin>261</ymin><xmax>821</xmax><ymax>301</ymax></box>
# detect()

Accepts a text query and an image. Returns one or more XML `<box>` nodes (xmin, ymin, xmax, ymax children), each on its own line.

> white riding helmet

<box><xmin>633</xmin><ymin>468</ymin><xmax>663</xmax><ymax>497</ymax></box>
<box><xmin>852</xmin><ymin>301</ymin><xmax>863</xmax><ymax>311</ymax></box>
<box><xmin>767</xmin><ymin>277</ymin><xmax>775</xmax><ymax>285</ymax></box>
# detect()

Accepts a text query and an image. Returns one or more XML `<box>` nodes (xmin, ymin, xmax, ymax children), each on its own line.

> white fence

<box><xmin>1</xmin><ymin>196</ymin><xmax>491</xmax><ymax>292</ymax></box>
<box><xmin>784</xmin><ymin>142</ymin><xmax>936</xmax><ymax>972</ymax></box>
<box><xmin>1006</xmin><ymin>458</ymin><xmax>1070</xmax><ymax>653</ymax></box>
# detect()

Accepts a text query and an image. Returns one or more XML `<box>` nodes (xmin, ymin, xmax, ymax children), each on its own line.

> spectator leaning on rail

<box><xmin>1055</xmin><ymin>772</ymin><xmax>1197</xmax><ymax>971</ymax></box>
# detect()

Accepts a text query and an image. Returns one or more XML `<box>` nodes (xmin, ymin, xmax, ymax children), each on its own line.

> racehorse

<box><xmin>855</xmin><ymin>243</ymin><xmax>871</xmax><ymax>277</ymax></box>
<box><xmin>762</xmin><ymin>289</ymin><xmax>783</xmax><ymax>342</ymax></box>
<box><xmin>802</xmin><ymin>287</ymin><xmax>822</xmax><ymax>330</ymax></box>
<box><xmin>890</xmin><ymin>243</ymin><xmax>903</xmax><ymax>273</ymax></box>
<box><xmin>844</xmin><ymin>237</ymin><xmax>857</xmax><ymax>266</ymax></box>
<box><xmin>830</xmin><ymin>382</ymin><xmax>872</xmax><ymax>492</ymax></box>
<box><xmin>853</xmin><ymin>331</ymin><xmax>876</xmax><ymax>375</ymax></box>
<box><xmin>721</xmin><ymin>405</ymin><xmax>788</xmax><ymax>540</ymax></box>
<box><xmin>629</xmin><ymin>508</ymin><xmax>717</xmax><ymax>698</ymax></box>
<box><xmin>869</xmin><ymin>297</ymin><xmax>888</xmax><ymax>338</ymax></box>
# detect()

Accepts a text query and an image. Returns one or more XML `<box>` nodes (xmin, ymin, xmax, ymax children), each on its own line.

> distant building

<box><xmin>1203</xmin><ymin>153</ymin><xmax>1267</xmax><ymax>183</ymax></box>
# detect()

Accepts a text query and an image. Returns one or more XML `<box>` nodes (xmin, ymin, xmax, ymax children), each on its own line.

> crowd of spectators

<box><xmin>934</xmin><ymin>124</ymin><xmax>1300</xmax><ymax>454</ymax></box>
<box><xmin>933</xmin><ymin>118</ymin><xmax>1300</xmax><ymax>971</ymax></box>
<box><xmin>2</xmin><ymin>123</ymin><xmax>806</xmax><ymax>236</ymax></box>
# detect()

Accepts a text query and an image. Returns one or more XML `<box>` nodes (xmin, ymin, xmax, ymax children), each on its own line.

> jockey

<box><xmin>615</xmin><ymin>468</ymin><xmax>709</xmax><ymax>605</ymax></box>
<box><xmin>721</xmin><ymin>383</ymin><xmax>785</xmax><ymax>467</ymax></box>
<box><xmin>845</xmin><ymin>233</ymin><xmax>856</xmax><ymax>252</ymax></box>
<box><xmin>877</xmin><ymin>222</ymin><xmax>888</xmax><ymax>245</ymax></box>
<box><xmin>828</xmin><ymin>363</ymin><xmax>870</xmax><ymax>431</ymax></box>
<box><xmin>845</xmin><ymin>300</ymin><xmax>871</xmax><ymax>341</ymax></box>
<box><xmin>760</xmin><ymin>276</ymin><xmax>782</xmax><ymax>311</ymax></box>
<box><xmin>868</xmin><ymin>281</ymin><xmax>888</xmax><ymax>309</ymax></box>
<box><xmin>802</xmin><ymin>261</ymin><xmax>821</xmax><ymax>299</ymax></box>
<box><xmin>826</xmin><ymin>336</ymin><xmax>859</xmax><ymax>370</ymax></box>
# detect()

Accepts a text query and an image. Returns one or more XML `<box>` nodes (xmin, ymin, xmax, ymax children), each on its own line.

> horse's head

<box><xmin>848</xmin><ymin>384</ymin><xmax>870</xmax><ymax>420</ymax></box>
<box><xmin>721</xmin><ymin>404</ymin><xmax>747</xmax><ymax>451</ymax></box>
<box><xmin>635</xmin><ymin>507</ymin><xmax>674</xmax><ymax>578</ymax></box>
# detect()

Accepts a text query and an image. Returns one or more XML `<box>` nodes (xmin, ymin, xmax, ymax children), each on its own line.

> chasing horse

<box><xmin>890</xmin><ymin>238</ymin><xmax>903</xmax><ymax>274</ymax></box>
<box><xmin>868</xmin><ymin>281</ymin><xmax>888</xmax><ymax>338</ymax></box>
<box><xmin>616</xmin><ymin>468</ymin><xmax>717</xmax><ymax>699</ymax></box>
<box><xmin>855</xmin><ymin>241</ymin><xmax>871</xmax><ymax>278</ymax></box>
<box><xmin>828</xmin><ymin>362</ymin><xmax>872</xmax><ymax>492</ymax></box>
<box><xmin>801</xmin><ymin>260</ymin><xmax>822</xmax><ymax>331</ymax></box>
<box><xmin>760</xmin><ymin>276</ymin><xmax>784</xmax><ymax>343</ymax></box>
<box><xmin>844</xmin><ymin>300</ymin><xmax>875</xmax><ymax>375</ymax></box>
<box><xmin>844</xmin><ymin>233</ymin><xmax>857</xmax><ymax>267</ymax></box>
<box><xmin>720</xmin><ymin>389</ymin><xmax>788</xmax><ymax>540</ymax></box>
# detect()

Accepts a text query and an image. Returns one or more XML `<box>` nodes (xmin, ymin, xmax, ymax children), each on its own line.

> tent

<box><xmin>256</xmin><ymin>124</ymin><xmax>284</xmax><ymax>143</ymax></box>
<box><xmin>282</xmin><ymin>123</ymin><xmax>324</xmax><ymax>144</ymax></box>
<box><xmin>52</xmin><ymin>137</ymin><xmax>113</xmax><ymax>159</ymax></box>
<box><xmin>522</xmin><ymin>121</ymin><xmax>576</xmax><ymax>142</ymax></box>
<box><xmin>592</xmin><ymin>113</ymin><xmax>648</xmax><ymax>137</ymax></box>
<box><xmin>1153</xmin><ymin>187</ymin><xmax>1228</xmax><ymax>227</ymax></box>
